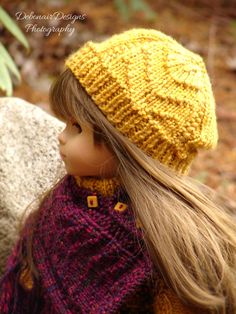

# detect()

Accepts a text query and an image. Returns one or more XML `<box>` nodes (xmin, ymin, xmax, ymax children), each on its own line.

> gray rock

<box><xmin>0</xmin><ymin>97</ymin><xmax>66</xmax><ymax>274</ymax></box>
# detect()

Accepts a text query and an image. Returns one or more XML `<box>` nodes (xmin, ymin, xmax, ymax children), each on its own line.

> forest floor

<box><xmin>1</xmin><ymin>0</ymin><xmax>236</xmax><ymax>203</ymax></box>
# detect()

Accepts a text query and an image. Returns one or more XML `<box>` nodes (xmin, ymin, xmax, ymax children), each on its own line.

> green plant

<box><xmin>0</xmin><ymin>6</ymin><xmax>29</xmax><ymax>96</ymax></box>
<box><xmin>114</xmin><ymin>0</ymin><xmax>157</xmax><ymax>22</ymax></box>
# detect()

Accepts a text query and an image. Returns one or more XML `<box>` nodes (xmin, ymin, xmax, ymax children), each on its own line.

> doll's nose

<box><xmin>58</xmin><ymin>132</ymin><xmax>66</xmax><ymax>145</ymax></box>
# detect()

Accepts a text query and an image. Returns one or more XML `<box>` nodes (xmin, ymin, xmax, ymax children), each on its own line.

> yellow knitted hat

<box><xmin>65</xmin><ymin>28</ymin><xmax>218</xmax><ymax>175</ymax></box>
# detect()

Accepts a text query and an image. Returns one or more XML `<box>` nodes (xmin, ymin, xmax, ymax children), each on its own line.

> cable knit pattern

<box><xmin>65</xmin><ymin>28</ymin><xmax>218</xmax><ymax>175</ymax></box>
<box><xmin>0</xmin><ymin>174</ymin><xmax>201</xmax><ymax>313</ymax></box>
<box><xmin>0</xmin><ymin>175</ymin><xmax>155</xmax><ymax>313</ymax></box>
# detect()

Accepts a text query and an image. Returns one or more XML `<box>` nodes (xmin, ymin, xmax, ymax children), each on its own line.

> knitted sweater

<box><xmin>0</xmin><ymin>174</ymin><xmax>197</xmax><ymax>313</ymax></box>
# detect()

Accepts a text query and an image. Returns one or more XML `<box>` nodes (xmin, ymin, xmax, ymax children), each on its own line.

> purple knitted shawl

<box><xmin>0</xmin><ymin>175</ymin><xmax>156</xmax><ymax>313</ymax></box>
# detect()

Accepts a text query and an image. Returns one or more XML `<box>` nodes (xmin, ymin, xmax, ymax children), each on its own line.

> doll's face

<box><xmin>58</xmin><ymin>118</ymin><xmax>118</xmax><ymax>178</ymax></box>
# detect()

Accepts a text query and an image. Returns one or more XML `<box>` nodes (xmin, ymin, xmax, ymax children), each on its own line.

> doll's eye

<box><xmin>72</xmin><ymin>122</ymin><xmax>82</xmax><ymax>133</ymax></box>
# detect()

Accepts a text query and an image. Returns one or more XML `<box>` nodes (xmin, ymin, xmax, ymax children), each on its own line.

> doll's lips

<box><xmin>59</xmin><ymin>151</ymin><xmax>66</xmax><ymax>159</ymax></box>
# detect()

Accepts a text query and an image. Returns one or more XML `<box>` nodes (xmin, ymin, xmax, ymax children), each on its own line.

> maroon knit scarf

<box><xmin>0</xmin><ymin>174</ymin><xmax>156</xmax><ymax>313</ymax></box>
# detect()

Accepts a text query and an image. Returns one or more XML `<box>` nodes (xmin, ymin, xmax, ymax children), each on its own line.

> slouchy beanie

<box><xmin>65</xmin><ymin>28</ymin><xmax>218</xmax><ymax>175</ymax></box>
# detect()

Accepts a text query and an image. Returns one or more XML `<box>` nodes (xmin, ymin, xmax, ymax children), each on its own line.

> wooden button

<box><xmin>87</xmin><ymin>195</ymin><xmax>98</xmax><ymax>208</ymax></box>
<box><xmin>114</xmin><ymin>202</ymin><xmax>127</xmax><ymax>212</ymax></box>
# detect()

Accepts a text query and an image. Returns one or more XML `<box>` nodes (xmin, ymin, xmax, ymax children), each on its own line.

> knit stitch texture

<box><xmin>0</xmin><ymin>175</ymin><xmax>156</xmax><ymax>313</ymax></box>
<box><xmin>0</xmin><ymin>175</ymin><xmax>204</xmax><ymax>313</ymax></box>
<box><xmin>66</xmin><ymin>28</ymin><xmax>218</xmax><ymax>175</ymax></box>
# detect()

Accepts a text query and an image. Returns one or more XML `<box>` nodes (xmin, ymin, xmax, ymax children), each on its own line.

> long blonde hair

<box><xmin>20</xmin><ymin>68</ymin><xmax>236</xmax><ymax>313</ymax></box>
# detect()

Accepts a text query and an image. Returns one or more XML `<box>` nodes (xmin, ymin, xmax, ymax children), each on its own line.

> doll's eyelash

<box><xmin>72</xmin><ymin>122</ymin><xmax>82</xmax><ymax>133</ymax></box>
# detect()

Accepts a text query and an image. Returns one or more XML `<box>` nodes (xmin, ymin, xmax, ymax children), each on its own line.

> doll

<box><xmin>0</xmin><ymin>28</ymin><xmax>236</xmax><ymax>314</ymax></box>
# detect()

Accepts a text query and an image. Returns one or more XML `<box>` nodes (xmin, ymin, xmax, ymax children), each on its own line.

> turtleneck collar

<box><xmin>73</xmin><ymin>175</ymin><xmax>121</xmax><ymax>197</ymax></box>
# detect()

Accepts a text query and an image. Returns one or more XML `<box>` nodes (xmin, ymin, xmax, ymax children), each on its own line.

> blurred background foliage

<box><xmin>0</xmin><ymin>0</ymin><xmax>235</xmax><ymax>204</ymax></box>
<box><xmin>0</xmin><ymin>6</ymin><xmax>29</xmax><ymax>96</ymax></box>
